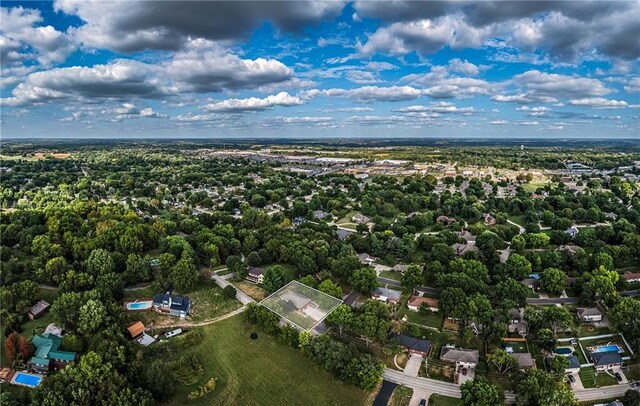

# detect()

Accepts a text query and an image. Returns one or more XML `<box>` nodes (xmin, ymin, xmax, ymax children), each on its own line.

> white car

<box><xmin>164</xmin><ymin>328</ymin><xmax>183</xmax><ymax>339</ymax></box>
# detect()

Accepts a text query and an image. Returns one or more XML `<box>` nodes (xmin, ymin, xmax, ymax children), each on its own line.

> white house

<box><xmin>576</xmin><ymin>307</ymin><xmax>603</xmax><ymax>323</ymax></box>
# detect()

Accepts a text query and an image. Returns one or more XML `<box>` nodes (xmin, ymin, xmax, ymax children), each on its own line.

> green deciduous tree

<box><xmin>318</xmin><ymin>279</ymin><xmax>342</xmax><ymax>299</ymax></box>
<box><xmin>539</xmin><ymin>268</ymin><xmax>568</xmax><ymax>296</ymax></box>
<box><xmin>460</xmin><ymin>376</ymin><xmax>504</xmax><ymax>406</ymax></box>
<box><xmin>349</xmin><ymin>268</ymin><xmax>378</xmax><ymax>294</ymax></box>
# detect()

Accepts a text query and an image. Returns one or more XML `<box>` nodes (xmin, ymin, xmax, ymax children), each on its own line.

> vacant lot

<box><xmin>167</xmin><ymin>314</ymin><xmax>371</xmax><ymax>406</ymax></box>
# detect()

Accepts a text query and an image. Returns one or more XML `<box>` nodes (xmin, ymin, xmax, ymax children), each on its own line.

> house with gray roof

<box><xmin>576</xmin><ymin>307</ymin><xmax>603</xmax><ymax>323</ymax></box>
<box><xmin>440</xmin><ymin>346</ymin><xmax>479</xmax><ymax>368</ymax></box>
<box><xmin>591</xmin><ymin>351</ymin><xmax>623</xmax><ymax>372</ymax></box>
<box><xmin>371</xmin><ymin>287</ymin><xmax>402</xmax><ymax>304</ymax></box>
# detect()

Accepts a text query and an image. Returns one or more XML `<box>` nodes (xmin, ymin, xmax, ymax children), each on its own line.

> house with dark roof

<box><xmin>565</xmin><ymin>355</ymin><xmax>582</xmax><ymax>373</ymax></box>
<box><xmin>591</xmin><ymin>351</ymin><xmax>623</xmax><ymax>372</ymax></box>
<box><xmin>372</xmin><ymin>287</ymin><xmax>401</xmax><ymax>304</ymax></box>
<box><xmin>28</xmin><ymin>333</ymin><xmax>76</xmax><ymax>373</ymax></box>
<box><xmin>452</xmin><ymin>243</ymin><xmax>478</xmax><ymax>257</ymax></box>
<box><xmin>152</xmin><ymin>292</ymin><xmax>192</xmax><ymax>318</ymax></box>
<box><xmin>623</xmin><ymin>272</ymin><xmax>640</xmax><ymax>283</ymax></box>
<box><xmin>28</xmin><ymin>300</ymin><xmax>50</xmax><ymax>320</ymax></box>
<box><xmin>336</xmin><ymin>229</ymin><xmax>353</xmax><ymax>241</ymax></box>
<box><xmin>246</xmin><ymin>267</ymin><xmax>266</xmax><ymax>284</ymax></box>
<box><xmin>395</xmin><ymin>333</ymin><xmax>431</xmax><ymax>357</ymax></box>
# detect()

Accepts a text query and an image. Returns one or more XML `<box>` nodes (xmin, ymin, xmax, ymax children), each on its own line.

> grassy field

<box><xmin>165</xmin><ymin>314</ymin><xmax>371</xmax><ymax>406</ymax></box>
<box><xmin>187</xmin><ymin>281</ymin><xmax>242</xmax><ymax>322</ymax></box>
<box><xmin>388</xmin><ymin>386</ymin><xmax>413</xmax><ymax>406</ymax></box>
<box><xmin>429</xmin><ymin>394</ymin><xmax>461</xmax><ymax>405</ymax></box>
<box><xmin>379</xmin><ymin>270</ymin><xmax>401</xmax><ymax>281</ymax></box>
<box><xmin>521</xmin><ymin>180</ymin><xmax>549</xmax><ymax>193</ymax></box>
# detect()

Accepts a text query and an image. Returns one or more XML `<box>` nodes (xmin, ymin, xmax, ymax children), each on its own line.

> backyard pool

<box><xmin>125</xmin><ymin>300</ymin><xmax>153</xmax><ymax>311</ymax></box>
<box><xmin>591</xmin><ymin>344</ymin><xmax>622</xmax><ymax>353</ymax></box>
<box><xmin>11</xmin><ymin>372</ymin><xmax>43</xmax><ymax>388</ymax></box>
<box><xmin>553</xmin><ymin>347</ymin><xmax>573</xmax><ymax>355</ymax></box>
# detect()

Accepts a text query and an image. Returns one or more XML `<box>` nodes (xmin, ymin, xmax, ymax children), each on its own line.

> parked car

<box><xmin>419</xmin><ymin>400</ymin><xmax>426</xmax><ymax>406</ymax></box>
<box><xmin>615</xmin><ymin>372</ymin><xmax>622</xmax><ymax>382</ymax></box>
<box><xmin>165</xmin><ymin>328</ymin><xmax>183</xmax><ymax>339</ymax></box>
<box><xmin>461</xmin><ymin>368</ymin><xmax>468</xmax><ymax>376</ymax></box>
<box><xmin>568</xmin><ymin>374</ymin><xmax>575</xmax><ymax>383</ymax></box>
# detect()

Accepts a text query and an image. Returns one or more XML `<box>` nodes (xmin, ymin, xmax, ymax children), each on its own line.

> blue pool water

<box><xmin>593</xmin><ymin>345</ymin><xmax>620</xmax><ymax>353</ymax></box>
<box><xmin>553</xmin><ymin>347</ymin><xmax>573</xmax><ymax>355</ymax></box>
<box><xmin>126</xmin><ymin>301</ymin><xmax>152</xmax><ymax>310</ymax></box>
<box><xmin>14</xmin><ymin>373</ymin><xmax>42</xmax><ymax>387</ymax></box>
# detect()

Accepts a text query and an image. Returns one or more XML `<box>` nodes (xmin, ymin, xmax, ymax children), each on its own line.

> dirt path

<box><xmin>159</xmin><ymin>306</ymin><xmax>247</xmax><ymax>329</ymax></box>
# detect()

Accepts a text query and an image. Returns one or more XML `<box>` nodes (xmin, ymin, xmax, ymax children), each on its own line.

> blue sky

<box><xmin>1</xmin><ymin>0</ymin><xmax>639</xmax><ymax>138</ymax></box>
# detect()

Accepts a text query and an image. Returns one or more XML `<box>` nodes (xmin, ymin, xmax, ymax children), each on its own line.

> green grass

<box><xmin>188</xmin><ymin>281</ymin><xmax>242</xmax><ymax>323</ymax></box>
<box><xmin>507</xmin><ymin>215</ymin><xmax>528</xmax><ymax>227</ymax></box>
<box><xmin>389</xmin><ymin>386</ymin><xmax>413</xmax><ymax>406</ymax></box>
<box><xmin>429</xmin><ymin>394</ymin><xmax>461</xmax><ymax>406</ymax></box>
<box><xmin>123</xmin><ymin>285</ymin><xmax>156</xmax><ymax>300</ymax></box>
<box><xmin>521</xmin><ymin>180</ymin><xmax>549</xmax><ymax>193</ymax></box>
<box><xmin>379</xmin><ymin>270</ymin><xmax>401</xmax><ymax>281</ymax></box>
<box><xmin>165</xmin><ymin>314</ymin><xmax>370</xmax><ymax>406</ymax></box>
<box><xmin>336</xmin><ymin>211</ymin><xmax>357</xmax><ymax>224</ymax></box>
<box><xmin>579</xmin><ymin>368</ymin><xmax>620</xmax><ymax>388</ymax></box>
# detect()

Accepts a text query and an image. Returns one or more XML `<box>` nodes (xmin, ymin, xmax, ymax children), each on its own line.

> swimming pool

<box><xmin>125</xmin><ymin>300</ymin><xmax>153</xmax><ymax>310</ymax></box>
<box><xmin>592</xmin><ymin>345</ymin><xmax>621</xmax><ymax>353</ymax></box>
<box><xmin>12</xmin><ymin>372</ymin><xmax>43</xmax><ymax>388</ymax></box>
<box><xmin>553</xmin><ymin>347</ymin><xmax>573</xmax><ymax>355</ymax></box>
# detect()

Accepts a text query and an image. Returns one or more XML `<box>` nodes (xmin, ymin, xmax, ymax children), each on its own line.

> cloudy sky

<box><xmin>1</xmin><ymin>0</ymin><xmax>639</xmax><ymax>139</ymax></box>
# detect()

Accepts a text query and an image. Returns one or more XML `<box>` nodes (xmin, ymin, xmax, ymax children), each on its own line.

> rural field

<box><xmin>168</xmin><ymin>314</ymin><xmax>372</xmax><ymax>406</ymax></box>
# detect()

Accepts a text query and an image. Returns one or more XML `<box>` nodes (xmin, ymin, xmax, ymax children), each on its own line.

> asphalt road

<box><xmin>383</xmin><ymin>368</ymin><xmax>638</xmax><ymax>404</ymax></box>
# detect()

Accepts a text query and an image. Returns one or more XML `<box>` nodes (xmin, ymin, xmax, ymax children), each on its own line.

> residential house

<box><xmin>623</xmin><ymin>272</ymin><xmax>640</xmax><ymax>283</ymax></box>
<box><xmin>407</xmin><ymin>296</ymin><xmax>439</xmax><ymax>312</ymax></box>
<box><xmin>246</xmin><ymin>267</ymin><xmax>266</xmax><ymax>284</ymax></box>
<box><xmin>484</xmin><ymin>213</ymin><xmax>497</xmax><ymax>226</ymax></box>
<box><xmin>576</xmin><ymin>307</ymin><xmax>603</xmax><ymax>323</ymax></box>
<box><xmin>508</xmin><ymin>308</ymin><xmax>529</xmax><ymax>337</ymax></box>
<box><xmin>512</xmin><ymin>352</ymin><xmax>535</xmax><ymax>371</ymax></box>
<box><xmin>558</xmin><ymin>244</ymin><xmax>582</xmax><ymax>255</ymax></box>
<box><xmin>28</xmin><ymin>300</ymin><xmax>50</xmax><ymax>320</ymax></box>
<box><xmin>127</xmin><ymin>321</ymin><xmax>145</xmax><ymax>339</ymax></box>
<box><xmin>29</xmin><ymin>333</ymin><xmax>77</xmax><ymax>373</ymax></box>
<box><xmin>371</xmin><ymin>287</ymin><xmax>402</xmax><ymax>304</ymax></box>
<box><xmin>436</xmin><ymin>215</ymin><xmax>456</xmax><ymax>225</ymax></box>
<box><xmin>591</xmin><ymin>351</ymin><xmax>623</xmax><ymax>372</ymax></box>
<box><xmin>440</xmin><ymin>346</ymin><xmax>479</xmax><ymax>368</ymax></box>
<box><xmin>395</xmin><ymin>333</ymin><xmax>431</xmax><ymax>357</ymax></box>
<box><xmin>351</xmin><ymin>213</ymin><xmax>371</xmax><ymax>224</ymax></box>
<box><xmin>280</xmin><ymin>290</ymin><xmax>312</xmax><ymax>312</ymax></box>
<box><xmin>457</xmin><ymin>231</ymin><xmax>476</xmax><ymax>243</ymax></box>
<box><xmin>392</xmin><ymin>264</ymin><xmax>410</xmax><ymax>273</ymax></box>
<box><xmin>565</xmin><ymin>226</ymin><xmax>580</xmax><ymax>238</ymax></box>
<box><xmin>374</xmin><ymin>263</ymin><xmax>392</xmax><ymax>273</ymax></box>
<box><xmin>292</xmin><ymin>216</ymin><xmax>306</xmax><ymax>226</ymax></box>
<box><xmin>313</xmin><ymin>210</ymin><xmax>331</xmax><ymax>220</ymax></box>
<box><xmin>605</xmin><ymin>212</ymin><xmax>618</xmax><ymax>221</ymax></box>
<box><xmin>565</xmin><ymin>355</ymin><xmax>582</xmax><ymax>373</ymax></box>
<box><xmin>151</xmin><ymin>292</ymin><xmax>192</xmax><ymax>318</ymax></box>
<box><xmin>336</xmin><ymin>229</ymin><xmax>353</xmax><ymax>241</ymax></box>
<box><xmin>452</xmin><ymin>243</ymin><xmax>478</xmax><ymax>256</ymax></box>
<box><xmin>357</xmin><ymin>253</ymin><xmax>377</xmax><ymax>266</ymax></box>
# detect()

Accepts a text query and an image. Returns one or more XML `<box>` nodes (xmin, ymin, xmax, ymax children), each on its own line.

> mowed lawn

<box><xmin>168</xmin><ymin>314</ymin><xmax>371</xmax><ymax>406</ymax></box>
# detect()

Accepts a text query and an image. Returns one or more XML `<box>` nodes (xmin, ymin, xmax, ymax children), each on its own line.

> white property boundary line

<box><xmin>260</xmin><ymin>280</ymin><xmax>342</xmax><ymax>331</ymax></box>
